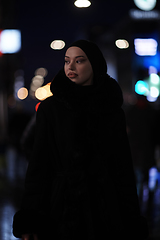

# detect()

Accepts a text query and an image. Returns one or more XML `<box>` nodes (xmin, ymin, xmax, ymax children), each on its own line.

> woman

<box><xmin>13</xmin><ymin>40</ymin><xmax>148</xmax><ymax>240</ymax></box>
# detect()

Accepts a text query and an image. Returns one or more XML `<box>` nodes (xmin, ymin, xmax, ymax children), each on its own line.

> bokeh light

<box><xmin>115</xmin><ymin>39</ymin><xmax>129</xmax><ymax>49</ymax></box>
<box><xmin>147</xmin><ymin>95</ymin><xmax>157</xmax><ymax>102</ymax></box>
<box><xmin>0</xmin><ymin>29</ymin><xmax>21</xmax><ymax>53</ymax></box>
<box><xmin>74</xmin><ymin>0</ymin><xmax>91</xmax><ymax>8</ymax></box>
<box><xmin>50</xmin><ymin>40</ymin><xmax>65</xmax><ymax>50</ymax></box>
<box><xmin>35</xmin><ymin>83</ymin><xmax>53</xmax><ymax>101</ymax></box>
<box><xmin>134</xmin><ymin>0</ymin><xmax>157</xmax><ymax>11</ymax></box>
<box><xmin>35</xmin><ymin>87</ymin><xmax>47</xmax><ymax>101</ymax></box>
<box><xmin>134</xmin><ymin>38</ymin><xmax>158</xmax><ymax>56</ymax></box>
<box><xmin>30</xmin><ymin>68</ymin><xmax>48</xmax><ymax>99</ymax></box>
<box><xmin>135</xmin><ymin>80</ymin><xmax>149</xmax><ymax>95</ymax></box>
<box><xmin>150</xmin><ymin>73</ymin><xmax>160</xmax><ymax>84</ymax></box>
<box><xmin>17</xmin><ymin>87</ymin><xmax>28</xmax><ymax>100</ymax></box>
<box><xmin>35</xmin><ymin>67</ymin><xmax>48</xmax><ymax>77</ymax></box>
<box><xmin>32</xmin><ymin>75</ymin><xmax>44</xmax><ymax>87</ymax></box>
<box><xmin>149</xmin><ymin>66</ymin><xmax>158</xmax><ymax>75</ymax></box>
<box><xmin>150</xmin><ymin>86</ymin><xmax>159</xmax><ymax>98</ymax></box>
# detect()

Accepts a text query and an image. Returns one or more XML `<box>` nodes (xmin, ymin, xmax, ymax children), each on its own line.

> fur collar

<box><xmin>50</xmin><ymin>69</ymin><xmax>123</xmax><ymax>113</ymax></box>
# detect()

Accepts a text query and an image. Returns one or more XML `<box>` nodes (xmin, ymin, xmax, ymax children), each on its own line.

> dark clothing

<box><xmin>13</xmin><ymin>70</ymin><xmax>148</xmax><ymax>239</ymax></box>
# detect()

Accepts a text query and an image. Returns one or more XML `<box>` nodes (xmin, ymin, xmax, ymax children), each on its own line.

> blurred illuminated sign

<box><xmin>134</xmin><ymin>38</ymin><xmax>158</xmax><ymax>56</ymax></box>
<box><xmin>134</xmin><ymin>0</ymin><xmax>157</xmax><ymax>11</ymax></box>
<box><xmin>130</xmin><ymin>9</ymin><xmax>160</xmax><ymax>19</ymax></box>
<box><xmin>0</xmin><ymin>29</ymin><xmax>21</xmax><ymax>55</ymax></box>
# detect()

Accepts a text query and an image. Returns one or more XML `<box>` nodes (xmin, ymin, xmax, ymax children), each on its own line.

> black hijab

<box><xmin>50</xmin><ymin>40</ymin><xmax>123</xmax><ymax>111</ymax></box>
<box><xmin>69</xmin><ymin>39</ymin><xmax>107</xmax><ymax>80</ymax></box>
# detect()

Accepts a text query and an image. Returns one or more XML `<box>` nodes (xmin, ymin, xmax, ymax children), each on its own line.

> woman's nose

<box><xmin>69</xmin><ymin>61</ymin><xmax>75</xmax><ymax>70</ymax></box>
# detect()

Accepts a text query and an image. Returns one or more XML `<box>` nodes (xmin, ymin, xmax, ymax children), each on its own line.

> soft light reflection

<box><xmin>17</xmin><ymin>87</ymin><xmax>28</xmax><ymax>100</ymax></box>
<box><xmin>50</xmin><ymin>40</ymin><xmax>65</xmax><ymax>50</ymax></box>
<box><xmin>74</xmin><ymin>0</ymin><xmax>91</xmax><ymax>8</ymax></box>
<box><xmin>115</xmin><ymin>39</ymin><xmax>129</xmax><ymax>49</ymax></box>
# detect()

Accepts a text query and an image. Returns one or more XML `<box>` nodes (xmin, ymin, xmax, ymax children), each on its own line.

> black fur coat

<box><xmin>13</xmin><ymin>70</ymin><xmax>148</xmax><ymax>240</ymax></box>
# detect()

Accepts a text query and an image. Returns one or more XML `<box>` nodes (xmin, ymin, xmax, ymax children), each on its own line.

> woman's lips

<box><xmin>68</xmin><ymin>72</ymin><xmax>78</xmax><ymax>78</ymax></box>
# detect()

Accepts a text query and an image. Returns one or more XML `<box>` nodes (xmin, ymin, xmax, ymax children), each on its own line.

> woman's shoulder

<box><xmin>38</xmin><ymin>95</ymin><xmax>57</xmax><ymax>113</ymax></box>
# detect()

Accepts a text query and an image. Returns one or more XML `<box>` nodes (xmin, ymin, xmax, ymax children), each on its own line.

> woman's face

<box><xmin>64</xmin><ymin>47</ymin><xmax>93</xmax><ymax>86</ymax></box>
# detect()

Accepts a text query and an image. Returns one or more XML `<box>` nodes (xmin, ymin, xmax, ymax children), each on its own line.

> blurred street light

<box><xmin>115</xmin><ymin>39</ymin><xmax>129</xmax><ymax>49</ymax></box>
<box><xmin>35</xmin><ymin>83</ymin><xmax>53</xmax><ymax>101</ymax></box>
<box><xmin>50</xmin><ymin>40</ymin><xmax>65</xmax><ymax>50</ymax></box>
<box><xmin>74</xmin><ymin>0</ymin><xmax>91</xmax><ymax>8</ymax></box>
<box><xmin>17</xmin><ymin>87</ymin><xmax>28</xmax><ymax>100</ymax></box>
<box><xmin>0</xmin><ymin>30</ymin><xmax>21</xmax><ymax>54</ymax></box>
<box><xmin>134</xmin><ymin>0</ymin><xmax>157</xmax><ymax>11</ymax></box>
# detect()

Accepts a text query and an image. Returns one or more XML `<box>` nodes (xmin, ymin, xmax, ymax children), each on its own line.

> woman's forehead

<box><xmin>65</xmin><ymin>46</ymin><xmax>87</xmax><ymax>58</ymax></box>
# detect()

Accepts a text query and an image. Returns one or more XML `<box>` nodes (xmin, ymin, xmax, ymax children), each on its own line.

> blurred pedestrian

<box><xmin>13</xmin><ymin>40</ymin><xmax>148</xmax><ymax>240</ymax></box>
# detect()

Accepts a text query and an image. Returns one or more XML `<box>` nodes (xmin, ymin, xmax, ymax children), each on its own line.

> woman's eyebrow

<box><xmin>65</xmin><ymin>55</ymin><xmax>85</xmax><ymax>58</ymax></box>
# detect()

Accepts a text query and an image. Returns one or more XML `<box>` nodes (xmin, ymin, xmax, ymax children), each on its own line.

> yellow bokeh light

<box><xmin>115</xmin><ymin>39</ymin><xmax>129</xmax><ymax>49</ymax></box>
<box><xmin>35</xmin><ymin>87</ymin><xmax>47</xmax><ymax>100</ymax></box>
<box><xmin>35</xmin><ymin>83</ymin><xmax>53</xmax><ymax>100</ymax></box>
<box><xmin>74</xmin><ymin>0</ymin><xmax>91</xmax><ymax>8</ymax></box>
<box><xmin>17</xmin><ymin>87</ymin><xmax>28</xmax><ymax>100</ymax></box>
<box><xmin>43</xmin><ymin>83</ymin><xmax>53</xmax><ymax>98</ymax></box>
<box><xmin>50</xmin><ymin>40</ymin><xmax>65</xmax><ymax>50</ymax></box>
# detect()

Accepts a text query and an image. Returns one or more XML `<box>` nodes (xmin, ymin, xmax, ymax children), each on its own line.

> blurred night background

<box><xmin>0</xmin><ymin>0</ymin><xmax>160</xmax><ymax>239</ymax></box>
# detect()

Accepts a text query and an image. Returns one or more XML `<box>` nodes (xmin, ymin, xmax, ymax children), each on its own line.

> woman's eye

<box><xmin>76</xmin><ymin>59</ymin><xmax>84</xmax><ymax>63</ymax></box>
<box><xmin>65</xmin><ymin>60</ymin><xmax>69</xmax><ymax>64</ymax></box>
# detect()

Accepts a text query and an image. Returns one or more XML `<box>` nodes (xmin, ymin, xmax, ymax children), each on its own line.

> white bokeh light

<box><xmin>134</xmin><ymin>0</ymin><xmax>157</xmax><ymax>11</ymax></box>
<box><xmin>74</xmin><ymin>0</ymin><xmax>91</xmax><ymax>8</ymax></box>
<box><xmin>115</xmin><ymin>39</ymin><xmax>129</xmax><ymax>49</ymax></box>
<box><xmin>134</xmin><ymin>38</ymin><xmax>158</xmax><ymax>56</ymax></box>
<box><xmin>50</xmin><ymin>40</ymin><xmax>65</xmax><ymax>50</ymax></box>
<box><xmin>0</xmin><ymin>30</ymin><xmax>21</xmax><ymax>53</ymax></box>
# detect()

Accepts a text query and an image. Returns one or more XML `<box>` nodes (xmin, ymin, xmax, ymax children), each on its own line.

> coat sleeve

<box><xmin>108</xmin><ymin>108</ymin><xmax>149</xmax><ymax>239</ymax></box>
<box><xmin>13</xmin><ymin>103</ymin><xmax>54</xmax><ymax>238</ymax></box>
